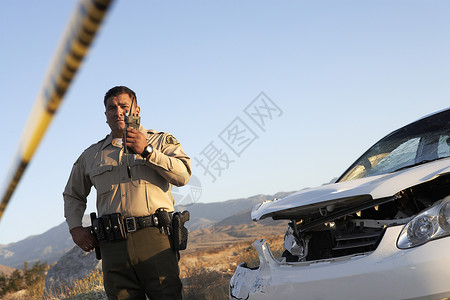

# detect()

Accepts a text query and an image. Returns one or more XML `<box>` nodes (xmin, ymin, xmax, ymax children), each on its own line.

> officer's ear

<box><xmin>135</xmin><ymin>106</ymin><xmax>140</xmax><ymax>116</ymax></box>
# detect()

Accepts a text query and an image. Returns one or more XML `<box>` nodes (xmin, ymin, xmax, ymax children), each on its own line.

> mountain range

<box><xmin>0</xmin><ymin>191</ymin><xmax>295</xmax><ymax>269</ymax></box>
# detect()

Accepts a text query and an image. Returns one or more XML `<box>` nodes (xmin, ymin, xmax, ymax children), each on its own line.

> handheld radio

<box><xmin>124</xmin><ymin>97</ymin><xmax>141</xmax><ymax>154</ymax></box>
<box><xmin>124</xmin><ymin>110</ymin><xmax>140</xmax><ymax>131</ymax></box>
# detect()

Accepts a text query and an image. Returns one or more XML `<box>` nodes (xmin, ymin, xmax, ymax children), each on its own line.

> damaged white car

<box><xmin>230</xmin><ymin>108</ymin><xmax>450</xmax><ymax>300</ymax></box>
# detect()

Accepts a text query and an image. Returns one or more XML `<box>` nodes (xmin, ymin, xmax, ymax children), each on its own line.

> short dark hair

<box><xmin>104</xmin><ymin>86</ymin><xmax>137</xmax><ymax>107</ymax></box>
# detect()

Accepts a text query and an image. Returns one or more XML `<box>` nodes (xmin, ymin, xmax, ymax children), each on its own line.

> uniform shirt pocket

<box><xmin>90</xmin><ymin>164</ymin><xmax>115</xmax><ymax>195</ymax></box>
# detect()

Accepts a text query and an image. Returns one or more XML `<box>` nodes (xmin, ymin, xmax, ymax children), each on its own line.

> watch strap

<box><xmin>141</xmin><ymin>144</ymin><xmax>153</xmax><ymax>159</ymax></box>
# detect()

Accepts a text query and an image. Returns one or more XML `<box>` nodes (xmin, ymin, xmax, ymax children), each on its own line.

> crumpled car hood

<box><xmin>252</xmin><ymin>158</ymin><xmax>450</xmax><ymax>221</ymax></box>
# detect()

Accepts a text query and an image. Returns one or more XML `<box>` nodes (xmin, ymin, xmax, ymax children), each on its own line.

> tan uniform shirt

<box><xmin>63</xmin><ymin>126</ymin><xmax>191</xmax><ymax>230</ymax></box>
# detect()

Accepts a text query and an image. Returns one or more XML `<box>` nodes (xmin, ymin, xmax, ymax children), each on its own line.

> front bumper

<box><xmin>229</xmin><ymin>226</ymin><xmax>450</xmax><ymax>300</ymax></box>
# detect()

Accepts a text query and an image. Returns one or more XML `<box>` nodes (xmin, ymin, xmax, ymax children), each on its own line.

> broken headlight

<box><xmin>397</xmin><ymin>196</ymin><xmax>450</xmax><ymax>249</ymax></box>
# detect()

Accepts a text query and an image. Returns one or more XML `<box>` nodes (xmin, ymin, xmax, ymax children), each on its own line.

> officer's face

<box><xmin>105</xmin><ymin>93</ymin><xmax>140</xmax><ymax>138</ymax></box>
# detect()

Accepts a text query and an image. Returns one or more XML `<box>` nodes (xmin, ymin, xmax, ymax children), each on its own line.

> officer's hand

<box><xmin>124</xmin><ymin>128</ymin><xmax>148</xmax><ymax>154</ymax></box>
<box><xmin>70</xmin><ymin>226</ymin><xmax>98</xmax><ymax>252</ymax></box>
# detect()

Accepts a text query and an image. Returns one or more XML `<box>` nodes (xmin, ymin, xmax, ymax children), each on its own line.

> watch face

<box><xmin>141</xmin><ymin>145</ymin><xmax>153</xmax><ymax>158</ymax></box>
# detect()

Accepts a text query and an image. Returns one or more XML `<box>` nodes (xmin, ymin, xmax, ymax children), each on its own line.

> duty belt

<box><xmin>90</xmin><ymin>209</ymin><xmax>189</xmax><ymax>258</ymax></box>
<box><xmin>125</xmin><ymin>215</ymin><xmax>159</xmax><ymax>232</ymax></box>
<box><xmin>92</xmin><ymin>213</ymin><xmax>160</xmax><ymax>242</ymax></box>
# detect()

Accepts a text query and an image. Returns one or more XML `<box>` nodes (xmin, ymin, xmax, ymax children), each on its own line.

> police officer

<box><xmin>63</xmin><ymin>86</ymin><xmax>191</xmax><ymax>299</ymax></box>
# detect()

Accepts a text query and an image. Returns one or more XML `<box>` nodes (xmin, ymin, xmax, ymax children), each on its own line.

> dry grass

<box><xmin>182</xmin><ymin>264</ymin><xmax>231</xmax><ymax>300</ymax></box>
<box><xmin>180</xmin><ymin>235</ymin><xmax>284</xmax><ymax>299</ymax></box>
<box><xmin>3</xmin><ymin>236</ymin><xmax>284</xmax><ymax>300</ymax></box>
<box><xmin>26</xmin><ymin>278</ymin><xmax>47</xmax><ymax>299</ymax></box>
<box><xmin>43</xmin><ymin>269</ymin><xmax>106</xmax><ymax>300</ymax></box>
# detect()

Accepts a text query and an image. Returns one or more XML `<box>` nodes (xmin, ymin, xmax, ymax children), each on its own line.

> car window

<box><xmin>366</xmin><ymin>138</ymin><xmax>420</xmax><ymax>176</ymax></box>
<box><xmin>338</xmin><ymin>109</ymin><xmax>450</xmax><ymax>182</ymax></box>
<box><xmin>438</xmin><ymin>135</ymin><xmax>450</xmax><ymax>157</ymax></box>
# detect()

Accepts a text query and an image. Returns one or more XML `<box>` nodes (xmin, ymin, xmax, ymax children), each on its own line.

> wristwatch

<box><xmin>141</xmin><ymin>144</ymin><xmax>153</xmax><ymax>159</ymax></box>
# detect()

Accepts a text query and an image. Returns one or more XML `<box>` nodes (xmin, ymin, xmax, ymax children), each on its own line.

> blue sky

<box><xmin>0</xmin><ymin>0</ymin><xmax>449</xmax><ymax>244</ymax></box>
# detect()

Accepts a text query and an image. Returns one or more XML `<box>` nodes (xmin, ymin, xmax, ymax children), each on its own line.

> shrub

<box><xmin>0</xmin><ymin>261</ymin><xmax>48</xmax><ymax>300</ymax></box>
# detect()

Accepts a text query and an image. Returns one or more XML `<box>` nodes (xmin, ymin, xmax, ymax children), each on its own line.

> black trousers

<box><xmin>100</xmin><ymin>226</ymin><xmax>182</xmax><ymax>300</ymax></box>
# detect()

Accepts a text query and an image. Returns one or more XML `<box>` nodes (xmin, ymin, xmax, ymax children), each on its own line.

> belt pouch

<box><xmin>110</xmin><ymin>213</ymin><xmax>127</xmax><ymax>240</ymax></box>
<box><xmin>102</xmin><ymin>215</ymin><xmax>114</xmax><ymax>241</ymax></box>
<box><xmin>156</xmin><ymin>209</ymin><xmax>171</xmax><ymax>227</ymax></box>
<box><xmin>171</xmin><ymin>211</ymin><xmax>190</xmax><ymax>250</ymax></box>
<box><xmin>93</xmin><ymin>217</ymin><xmax>105</xmax><ymax>241</ymax></box>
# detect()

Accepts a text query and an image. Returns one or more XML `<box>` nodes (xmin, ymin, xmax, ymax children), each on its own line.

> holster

<box><xmin>171</xmin><ymin>211</ymin><xmax>190</xmax><ymax>251</ymax></box>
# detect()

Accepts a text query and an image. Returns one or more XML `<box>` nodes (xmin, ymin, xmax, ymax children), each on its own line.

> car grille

<box><xmin>332</xmin><ymin>228</ymin><xmax>385</xmax><ymax>257</ymax></box>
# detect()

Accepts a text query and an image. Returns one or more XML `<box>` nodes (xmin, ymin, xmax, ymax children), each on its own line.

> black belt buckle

<box><xmin>126</xmin><ymin>217</ymin><xmax>137</xmax><ymax>232</ymax></box>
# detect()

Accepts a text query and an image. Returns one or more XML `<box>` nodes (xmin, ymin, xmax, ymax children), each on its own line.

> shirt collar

<box><xmin>100</xmin><ymin>134</ymin><xmax>114</xmax><ymax>150</ymax></box>
<box><xmin>101</xmin><ymin>125</ymin><xmax>148</xmax><ymax>150</ymax></box>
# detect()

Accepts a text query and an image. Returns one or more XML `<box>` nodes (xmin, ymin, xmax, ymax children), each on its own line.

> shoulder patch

<box><xmin>165</xmin><ymin>135</ymin><xmax>180</xmax><ymax>145</ymax></box>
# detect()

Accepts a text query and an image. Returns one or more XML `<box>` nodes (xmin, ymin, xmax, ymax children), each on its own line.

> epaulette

<box><xmin>97</xmin><ymin>135</ymin><xmax>109</xmax><ymax>143</ymax></box>
<box><xmin>84</xmin><ymin>135</ymin><xmax>108</xmax><ymax>152</ymax></box>
<box><xmin>147</xmin><ymin>130</ymin><xmax>178</xmax><ymax>144</ymax></box>
<box><xmin>147</xmin><ymin>129</ymin><xmax>165</xmax><ymax>135</ymax></box>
